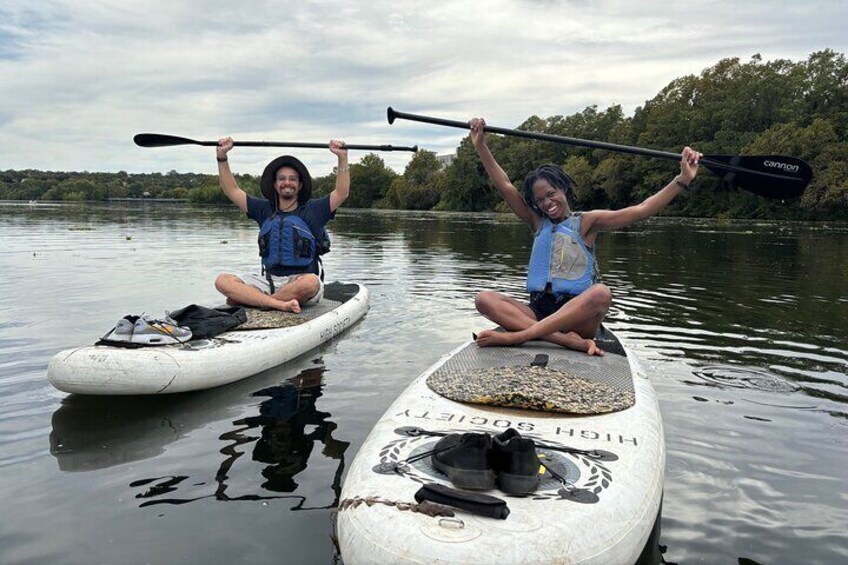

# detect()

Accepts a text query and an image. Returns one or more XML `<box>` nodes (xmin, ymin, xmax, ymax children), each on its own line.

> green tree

<box><xmin>747</xmin><ymin>119</ymin><xmax>848</xmax><ymax>218</ymax></box>
<box><xmin>383</xmin><ymin>150</ymin><xmax>445</xmax><ymax>209</ymax></box>
<box><xmin>346</xmin><ymin>154</ymin><xmax>398</xmax><ymax>208</ymax></box>
<box><xmin>800</xmin><ymin>49</ymin><xmax>848</xmax><ymax>133</ymax></box>
<box><xmin>441</xmin><ymin>137</ymin><xmax>497</xmax><ymax>211</ymax></box>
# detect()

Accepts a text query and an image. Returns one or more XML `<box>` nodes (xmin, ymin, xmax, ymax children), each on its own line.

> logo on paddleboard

<box><xmin>371</xmin><ymin>427</ymin><xmax>618</xmax><ymax>504</ymax></box>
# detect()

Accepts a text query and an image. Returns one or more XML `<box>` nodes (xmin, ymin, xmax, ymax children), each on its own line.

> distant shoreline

<box><xmin>106</xmin><ymin>198</ymin><xmax>189</xmax><ymax>202</ymax></box>
<box><xmin>0</xmin><ymin>198</ymin><xmax>191</xmax><ymax>203</ymax></box>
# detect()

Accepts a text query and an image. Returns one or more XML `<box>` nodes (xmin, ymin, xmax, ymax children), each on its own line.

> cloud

<box><xmin>1</xmin><ymin>0</ymin><xmax>845</xmax><ymax>175</ymax></box>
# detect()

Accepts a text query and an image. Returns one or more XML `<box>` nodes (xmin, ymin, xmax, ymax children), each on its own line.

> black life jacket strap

<box><xmin>266</xmin><ymin>271</ymin><xmax>276</xmax><ymax>295</ymax></box>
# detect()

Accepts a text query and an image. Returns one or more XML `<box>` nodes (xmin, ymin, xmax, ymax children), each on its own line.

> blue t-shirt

<box><xmin>247</xmin><ymin>195</ymin><xmax>334</xmax><ymax>276</ymax></box>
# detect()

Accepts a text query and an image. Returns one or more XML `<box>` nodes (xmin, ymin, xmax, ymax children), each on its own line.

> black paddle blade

<box><xmin>701</xmin><ymin>154</ymin><xmax>812</xmax><ymax>199</ymax></box>
<box><xmin>133</xmin><ymin>133</ymin><xmax>205</xmax><ymax>148</ymax></box>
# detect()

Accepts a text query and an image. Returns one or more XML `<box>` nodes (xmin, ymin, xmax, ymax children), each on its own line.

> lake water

<box><xmin>0</xmin><ymin>201</ymin><xmax>846</xmax><ymax>564</ymax></box>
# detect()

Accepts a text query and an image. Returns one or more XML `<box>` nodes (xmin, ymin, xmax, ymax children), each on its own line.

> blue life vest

<box><xmin>258</xmin><ymin>213</ymin><xmax>324</xmax><ymax>274</ymax></box>
<box><xmin>526</xmin><ymin>214</ymin><xmax>597</xmax><ymax>296</ymax></box>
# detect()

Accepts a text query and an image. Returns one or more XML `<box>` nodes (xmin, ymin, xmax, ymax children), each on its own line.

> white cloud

<box><xmin>1</xmin><ymin>0</ymin><xmax>845</xmax><ymax>176</ymax></box>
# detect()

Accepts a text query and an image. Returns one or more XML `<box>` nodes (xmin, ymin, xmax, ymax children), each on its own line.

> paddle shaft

<box><xmin>386</xmin><ymin>108</ymin><xmax>800</xmax><ymax>182</ymax></box>
<box><xmin>134</xmin><ymin>133</ymin><xmax>418</xmax><ymax>152</ymax></box>
<box><xmin>210</xmin><ymin>140</ymin><xmax>412</xmax><ymax>151</ymax></box>
<box><xmin>389</xmin><ymin>107</ymin><xmax>680</xmax><ymax>159</ymax></box>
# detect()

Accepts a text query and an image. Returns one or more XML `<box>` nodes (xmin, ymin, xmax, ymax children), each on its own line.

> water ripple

<box><xmin>692</xmin><ymin>366</ymin><xmax>801</xmax><ymax>393</ymax></box>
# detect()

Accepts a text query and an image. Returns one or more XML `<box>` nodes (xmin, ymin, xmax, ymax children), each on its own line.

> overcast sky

<box><xmin>1</xmin><ymin>0</ymin><xmax>845</xmax><ymax>177</ymax></box>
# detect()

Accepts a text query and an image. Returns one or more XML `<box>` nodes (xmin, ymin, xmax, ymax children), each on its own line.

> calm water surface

<box><xmin>0</xmin><ymin>202</ymin><xmax>846</xmax><ymax>564</ymax></box>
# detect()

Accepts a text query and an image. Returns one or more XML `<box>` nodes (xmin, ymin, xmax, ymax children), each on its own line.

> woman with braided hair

<box><xmin>469</xmin><ymin>117</ymin><xmax>701</xmax><ymax>355</ymax></box>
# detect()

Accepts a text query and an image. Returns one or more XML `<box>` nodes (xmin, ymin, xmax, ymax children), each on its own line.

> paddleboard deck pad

<box><xmin>236</xmin><ymin>298</ymin><xmax>344</xmax><ymax>330</ymax></box>
<box><xmin>427</xmin><ymin>329</ymin><xmax>634</xmax><ymax>414</ymax></box>
<box><xmin>338</xmin><ymin>329</ymin><xmax>664</xmax><ymax>564</ymax></box>
<box><xmin>47</xmin><ymin>282</ymin><xmax>369</xmax><ymax>395</ymax></box>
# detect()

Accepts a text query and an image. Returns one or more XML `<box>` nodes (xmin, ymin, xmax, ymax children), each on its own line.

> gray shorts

<box><xmin>236</xmin><ymin>271</ymin><xmax>324</xmax><ymax>305</ymax></box>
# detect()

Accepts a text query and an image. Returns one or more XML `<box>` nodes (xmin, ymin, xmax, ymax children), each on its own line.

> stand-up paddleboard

<box><xmin>48</xmin><ymin>282</ymin><xmax>368</xmax><ymax>395</ymax></box>
<box><xmin>338</xmin><ymin>328</ymin><xmax>664</xmax><ymax>564</ymax></box>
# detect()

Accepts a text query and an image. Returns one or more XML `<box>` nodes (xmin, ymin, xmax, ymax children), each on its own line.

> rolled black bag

<box><xmin>168</xmin><ymin>305</ymin><xmax>247</xmax><ymax>339</ymax></box>
<box><xmin>414</xmin><ymin>483</ymin><xmax>510</xmax><ymax>520</ymax></box>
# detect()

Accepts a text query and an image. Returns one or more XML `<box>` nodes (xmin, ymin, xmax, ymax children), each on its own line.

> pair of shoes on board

<box><xmin>110</xmin><ymin>314</ymin><xmax>192</xmax><ymax>345</ymax></box>
<box><xmin>431</xmin><ymin>428</ymin><xmax>541</xmax><ymax>495</ymax></box>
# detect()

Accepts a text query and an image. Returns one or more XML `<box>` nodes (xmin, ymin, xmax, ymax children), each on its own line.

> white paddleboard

<box><xmin>48</xmin><ymin>282</ymin><xmax>369</xmax><ymax>395</ymax></box>
<box><xmin>338</xmin><ymin>329</ymin><xmax>664</xmax><ymax>564</ymax></box>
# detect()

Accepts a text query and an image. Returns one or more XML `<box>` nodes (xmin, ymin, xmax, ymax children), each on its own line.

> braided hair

<box><xmin>521</xmin><ymin>165</ymin><xmax>577</xmax><ymax>216</ymax></box>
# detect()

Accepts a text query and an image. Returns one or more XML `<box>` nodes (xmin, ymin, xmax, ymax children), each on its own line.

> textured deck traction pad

<box><xmin>234</xmin><ymin>282</ymin><xmax>358</xmax><ymax>331</ymax></box>
<box><xmin>236</xmin><ymin>299</ymin><xmax>343</xmax><ymax>330</ymax></box>
<box><xmin>427</xmin><ymin>331</ymin><xmax>635</xmax><ymax>414</ymax></box>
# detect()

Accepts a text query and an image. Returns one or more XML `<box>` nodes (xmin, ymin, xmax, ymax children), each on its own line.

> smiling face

<box><xmin>275</xmin><ymin>166</ymin><xmax>301</xmax><ymax>201</ymax></box>
<box><xmin>532</xmin><ymin>179</ymin><xmax>570</xmax><ymax>221</ymax></box>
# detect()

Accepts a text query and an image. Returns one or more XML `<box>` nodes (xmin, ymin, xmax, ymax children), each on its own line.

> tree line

<box><xmin>2</xmin><ymin>51</ymin><xmax>845</xmax><ymax>219</ymax></box>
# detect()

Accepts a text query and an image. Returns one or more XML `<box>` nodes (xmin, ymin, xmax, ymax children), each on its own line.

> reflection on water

<box><xmin>1</xmin><ymin>202</ymin><xmax>846</xmax><ymax>564</ymax></box>
<box><xmin>125</xmin><ymin>367</ymin><xmax>348</xmax><ymax>509</ymax></box>
<box><xmin>50</xmin><ymin>393</ymin><xmax>210</xmax><ymax>472</ymax></box>
<box><xmin>50</xmin><ymin>359</ymin><xmax>348</xmax><ymax>509</ymax></box>
<box><xmin>236</xmin><ymin>369</ymin><xmax>348</xmax><ymax>498</ymax></box>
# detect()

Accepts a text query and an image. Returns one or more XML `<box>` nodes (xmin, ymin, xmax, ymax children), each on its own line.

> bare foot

<box><xmin>273</xmin><ymin>298</ymin><xmax>301</xmax><ymax>313</ymax></box>
<box><xmin>475</xmin><ymin>329</ymin><xmax>521</xmax><ymax>347</ymax></box>
<box><xmin>560</xmin><ymin>332</ymin><xmax>603</xmax><ymax>356</ymax></box>
<box><xmin>585</xmin><ymin>339</ymin><xmax>605</xmax><ymax>356</ymax></box>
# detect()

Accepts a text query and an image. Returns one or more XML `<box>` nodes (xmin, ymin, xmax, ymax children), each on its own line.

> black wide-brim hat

<box><xmin>260</xmin><ymin>155</ymin><xmax>313</xmax><ymax>207</ymax></box>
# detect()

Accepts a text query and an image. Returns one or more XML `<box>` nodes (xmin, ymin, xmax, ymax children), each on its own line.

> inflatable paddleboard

<box><xmin>48</xmin><ymin>282</ymin><xmax>369</xmax><ymax>395</ymax></box>
<box><xmin>338</xmin><ymin>328</ymin><xmax>664</xmax><ymax>564</ymax></box>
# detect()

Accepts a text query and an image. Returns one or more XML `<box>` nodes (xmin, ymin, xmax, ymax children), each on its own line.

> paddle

<box><xmin>134</xmin><ymin>133</ymin><xmax>418</xmax><ymax>152</ymax></box>
<box><xmin>386</xmin><ymin>107</ymin><xmax>811</xmax><ymax>199</ymax></box>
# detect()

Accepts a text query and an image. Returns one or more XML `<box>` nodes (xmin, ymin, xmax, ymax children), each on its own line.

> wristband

<box><xmin>674</xmin><ymin>177</ymin><xmax>690</xmax><ymax>191</ymax></box>
<box><xmin>216</xmin><ymin>156</ymin><xmax>228</xmax><ymax>163</ymax></box>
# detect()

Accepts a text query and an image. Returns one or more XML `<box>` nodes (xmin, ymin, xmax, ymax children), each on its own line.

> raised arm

<box><xmin>582</xmin><ymin>147</ymin><xmax>701</xmax><ymax>243</ymax></box>
<box><xmin>328</xmin><ymin>140</ymin><xmax>350</xmax><ymax>212</ymax></box>
<box><xmin>216</xmin><ymin>137</ymin><xmax>248</xmax><ymax>213</ymax></box>
<box><xmin>470</xmin><ymin>118</ymin><xmax>539</xmax><ymax>229</ymax></box>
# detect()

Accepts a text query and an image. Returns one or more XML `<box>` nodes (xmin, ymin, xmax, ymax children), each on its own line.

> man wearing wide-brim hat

<box><xmin>212</xmin><ymin>137</ymin><xmax>349</xmax><ymax>313</ymax></box>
